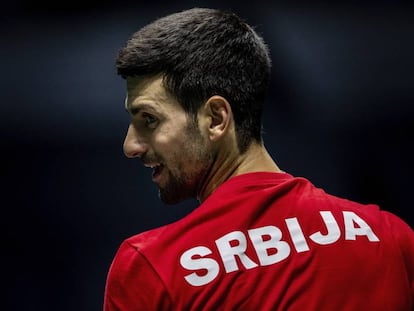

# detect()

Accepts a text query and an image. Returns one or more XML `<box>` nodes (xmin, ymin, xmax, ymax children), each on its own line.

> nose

<box><xmin>123</xmin><ymin>124</ymin><xmax>148</xmax><ymax>158</ymax></box>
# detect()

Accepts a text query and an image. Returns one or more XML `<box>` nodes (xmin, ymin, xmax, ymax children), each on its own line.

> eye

<box><xmin>143</xmin><ymin>113</ymin><xmax>158</xmax><ymax>129</ymax></box>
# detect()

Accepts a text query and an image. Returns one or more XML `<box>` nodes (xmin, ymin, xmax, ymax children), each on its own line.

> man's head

<box><xmin>117</xmin><ymin>7</ymin><xmax>272</xmax><ymax>153</ymax></box>
<box><xmin>123</xmin><ymin>75</ymin><xmax>215</xmax><ymax>204</ymax></box>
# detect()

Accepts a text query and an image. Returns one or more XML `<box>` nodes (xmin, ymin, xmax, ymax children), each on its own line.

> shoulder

<box><xmin>104</xmin><ymin>232</ymin><xmax>173</xmax><ymax>310</ymax></box>
<box><xmin>382</xmin><ymin>211</ymin><xmax>414</xmax><ymax>259</ymax></box>
<box><xmin>124</xmin><ymin>225</ymin><xmax>170</xmax><ymax>251</ymax></box>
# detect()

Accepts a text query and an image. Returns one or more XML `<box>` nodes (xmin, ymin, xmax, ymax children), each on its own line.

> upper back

<box><xmin>126</xmin><ymin>172</ymin><xmax>414</xmax><ymax>310</ymax></box>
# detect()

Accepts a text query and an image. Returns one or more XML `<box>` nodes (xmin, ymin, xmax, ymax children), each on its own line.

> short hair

<box><xmin>116</xmin><ymin>7</ymin><xmax>271</xmax><ymax>153</ymax></box>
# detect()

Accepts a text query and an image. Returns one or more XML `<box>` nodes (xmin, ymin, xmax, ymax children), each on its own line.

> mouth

<box><xmin>152</xmin><ymin>164</ymin><xmax>164</xmax><ymax>180</ymax></box>
<box><xmin>144</xmin><ymin>163</ymin><xmax>164</xmax><ymax>181</ymax></box>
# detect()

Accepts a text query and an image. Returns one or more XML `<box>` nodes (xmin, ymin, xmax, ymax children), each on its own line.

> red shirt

<box><xmin>104</xmin><ymin>172</ymin><xmax>414</xmax><ymax>310</ymax></box>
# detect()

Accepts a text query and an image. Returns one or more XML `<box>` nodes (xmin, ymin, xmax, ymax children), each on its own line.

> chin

<box><xmin>158</xmin><ymin>187</ymin><xmax>194</xmax><ymax>205</ymax></box>
<box><xmin>159</xmin><ymin>192</ymin><xmax>185</xmax><ymax>205</ymax></box>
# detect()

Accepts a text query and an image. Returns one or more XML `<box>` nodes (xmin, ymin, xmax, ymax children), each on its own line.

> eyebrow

<box><xmin>125</xmin><ymin>99</ymin><xmax>157</xmax><ymax>116</ymax></box>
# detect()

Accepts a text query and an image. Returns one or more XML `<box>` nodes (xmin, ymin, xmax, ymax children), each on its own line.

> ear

<box><xmin>204</xmin><ymin>95</ymin><xmax>233</xmax><ymax>141</ymax></box>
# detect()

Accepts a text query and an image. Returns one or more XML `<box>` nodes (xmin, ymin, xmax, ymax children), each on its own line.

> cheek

<box><xmin>152</xmin><ymin>130</ymin><xmax>190</xmax><ymax>163</ymax></box>
<box><xmin>154</xmin><ymin>116</ymin><xmax>207</xmax><ymax>168</ymax></box>
<box><xmin>154</xmin><ymin>117</ymin><xmax>193</xmax><ymax>153</ymax></box>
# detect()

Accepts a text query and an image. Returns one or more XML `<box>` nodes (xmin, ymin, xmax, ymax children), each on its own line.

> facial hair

<box><xmin>158</xmin><ymin>120</ymin><xmax>213</xmax><ymax>204</ymax></box>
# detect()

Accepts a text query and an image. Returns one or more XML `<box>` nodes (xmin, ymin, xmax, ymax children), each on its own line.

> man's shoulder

<box><xmin>123</xmin><ymin>224</ymin><xmax>171</xmax><ymax>252</ymax></box>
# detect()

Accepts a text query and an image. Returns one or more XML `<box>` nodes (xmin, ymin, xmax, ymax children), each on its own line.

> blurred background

<box><xmin>1</xmin><ymin>0</ymin><xmax>413</xmax><ymax>309</ymax></box>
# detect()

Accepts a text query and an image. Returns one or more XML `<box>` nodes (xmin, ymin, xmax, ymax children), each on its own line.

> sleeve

<box><xmin>385</xmin><ymin>212</ymin><xmax>414</xmax><ymax>310</ymax></box>
<box><xmin>103</xmin><ymin>240</ymin><xmax>172</xmax><ymax>311</ymax></box>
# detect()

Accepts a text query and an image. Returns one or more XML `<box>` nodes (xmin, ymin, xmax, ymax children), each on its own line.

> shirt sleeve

<box><xmin>104</xmin><ymin>240</ymin><xmax>172</xmax><ymax>311</ymax></box>
<box><xmin>385</xmin><ymin>212</ymin><xmax>414</xmax><ymax>309</ymax></box>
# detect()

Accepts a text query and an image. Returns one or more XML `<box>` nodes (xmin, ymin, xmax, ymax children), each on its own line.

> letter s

<box><xmin>180</xmin><ymin>246</ymin><xmax>219</xmax><ymax>286</ymax></box>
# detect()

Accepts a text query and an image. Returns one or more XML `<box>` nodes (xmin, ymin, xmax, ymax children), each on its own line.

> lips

<box><xmin>152</xmin><ymin>164</ymin><xmax>163</xmax><ymax>180</ymax></box>
<box><xmin>142</xmin><ymin>161</ymin><xmax>164</xmax><ymax>182</ymax></box>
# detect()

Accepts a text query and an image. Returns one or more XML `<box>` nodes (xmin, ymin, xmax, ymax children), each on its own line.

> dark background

<box><xmin>1</xmin><ymin>0</ymin><xmax>413</xmax><ymax>310</ymax></box>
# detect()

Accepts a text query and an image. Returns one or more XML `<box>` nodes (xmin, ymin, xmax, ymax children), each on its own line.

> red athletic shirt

<box><xmin>104</xmin><ymin>172</ymin><xmax>414</xmax><ymax>310</ymax></box>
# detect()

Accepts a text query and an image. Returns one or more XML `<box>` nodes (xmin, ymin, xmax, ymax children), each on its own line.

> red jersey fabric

<box><xmin>104</xmin><ymin>172</ymin><xmax>414</xmax><ymax>310</ymax></box>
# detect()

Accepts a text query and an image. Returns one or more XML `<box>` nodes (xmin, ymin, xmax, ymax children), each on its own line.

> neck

<box><xmin>196</xmin><ymin>142</ymin><xmax>282</xmax><ymax>203</ymax></box>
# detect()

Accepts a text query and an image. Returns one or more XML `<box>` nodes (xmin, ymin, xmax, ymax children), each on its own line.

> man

<box><xmin>104</xmin><ymin>8</ymin><xmax>414</xmax><ymax>311</ymax></box>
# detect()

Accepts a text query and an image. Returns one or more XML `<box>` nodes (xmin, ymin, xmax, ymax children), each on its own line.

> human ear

<box><xmin>204</xmin><ymin>95</ymin><xmax>232</xmax><ymax>141</ymax></box>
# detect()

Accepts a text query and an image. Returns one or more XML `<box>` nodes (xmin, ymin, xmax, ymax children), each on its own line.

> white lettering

<box><xmin>180</xmin><ymin>210</ymin><xmax>381</xmax><ymax>287</ymax></box>
<box><xmin>248</xmin><ymin>226</ymin><xmax>290</xmax><ymax>265</ymax></box>
<box><xmin>309</xmin><ymin>211</ymin><xmax>341</xmax><ymax>245</ymax></box>
<box><xmin>285</xmin><ymin>217</ymin><xmax>310</xmax><ymax>252</ymax></box>
<box><xmin>343</xmin><ymin>211</ymin><xmax>380</xmax><ymax>241</ymax></box>
<box><xmin>215</xmin><ymin>231</ymin><xmax>258</xmax><ymax>273</ymax></box>
<box><xmin>180</xmin><ymin>246</ymin><xmax>219</xmax><ymax>286</ymax></box>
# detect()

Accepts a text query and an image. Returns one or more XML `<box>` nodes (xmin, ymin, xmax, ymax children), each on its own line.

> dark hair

<box><xmin>116</xmin><ymin>8</ymin><xmax>271</xmax><ymax>153</ymax></box>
